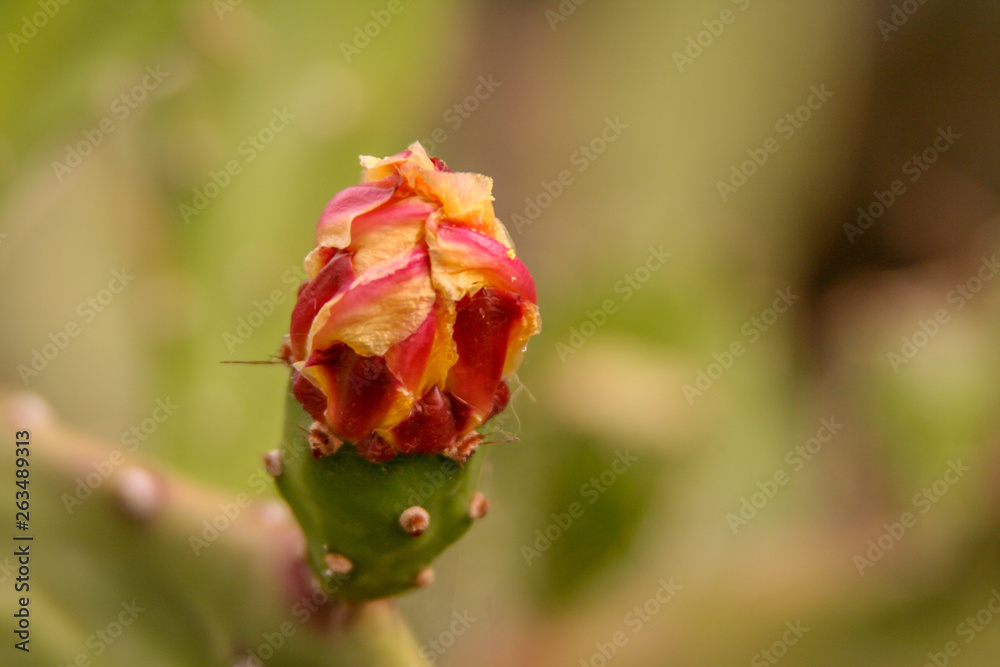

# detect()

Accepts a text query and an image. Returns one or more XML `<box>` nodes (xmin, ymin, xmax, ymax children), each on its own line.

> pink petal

<box><xmin>289</xmin><ymin>250</ymin><xmax>355</xmax><ymax>360</ymax></box>
<box><xmin>314</xmin><ymin>173</ymin><xmax>401</xmax><ymax>248</ymax></box>
<box><xmin>350</xmin><ymin>198</ymin><xmax>437</xmax><ymax>239</ymax></box>
<box><xmin>348</xmin><ymin>198</ymin><xmax>435</xmax><ymax>274</ymax></box>
<box><xmin>428</xmin><ymin>223</ymin><xmax>537</xmax><ymax>303</ymax></box>
<box><xmin>309</xmin><ymin>248</ymin><xmax>435</xmax><ymax>357</ymax></box>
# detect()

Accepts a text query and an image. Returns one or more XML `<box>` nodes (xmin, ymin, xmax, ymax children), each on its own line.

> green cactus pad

<box><xmin>273</xmin><ymin>380</ymin><xmax>484</xmax><ymax>600</ymax></box>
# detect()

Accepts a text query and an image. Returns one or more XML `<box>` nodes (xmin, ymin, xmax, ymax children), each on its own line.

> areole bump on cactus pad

<box><xmin>268</xmin><ymin>143</ymin><xmax>540</xmax><ymax>600</ymax></box>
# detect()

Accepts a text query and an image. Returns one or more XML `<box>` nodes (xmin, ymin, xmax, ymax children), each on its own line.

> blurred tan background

<box><xmin>2</xmin><ymin>1</ymin><xmax>1000</xmax><ymax>665</ymax></box>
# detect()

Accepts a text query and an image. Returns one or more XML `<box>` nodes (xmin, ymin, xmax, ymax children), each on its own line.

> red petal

<box><xmin>384</xmin><ymin>307</ymin><xmax>437</xmax><ymax>394</ymax></box>
<box><xmin>487</xmin><ymin>381</ymin><xmax>511</xmax><ymax>421</ymax></box>
<box><xmin>389</xmin><ymin>387</ymin><xmax>457</xmax><ymax>455</ymax></box>
<box><xmin>289</xmin><ymin>250</ymin><xmax>355</xmax><ymax>360</ymax></box>
<box><xmin>446</xmin><ymin>391</ymin><xmax>476</xmax><ymax>435</ymax></box>
<box><xmin>447</xmin><ymin>289</ymin><xmax>524</xmax><ymax>419</ymax></box>
<box><xmin>446</xmin><ymin>382</ymin><xmax>510</xmax><ymax>435</ymax></box>
<box><xmin>292</xmin><ymin>369</ymin><xmax>328</xmax><ymax>423</ymax></box>
<box><xmin>355</xmin><ymin>434</ymin><xmax>398</xmax><ymax>463</ymax></box>
<box><xmin>304</xmin><ymin>344</ymin><xmax>405</xmax><ymax>442</ymax></box>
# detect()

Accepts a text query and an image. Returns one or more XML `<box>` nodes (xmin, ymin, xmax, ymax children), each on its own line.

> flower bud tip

<box><xmin>287</xmin><ymin>142</ymin><xmax>540</xmax><ymax>458</ymax></box>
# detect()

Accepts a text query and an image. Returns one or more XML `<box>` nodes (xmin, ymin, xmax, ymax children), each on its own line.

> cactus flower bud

<box><xmin>273</xmin><ymin>144</ymin><xmax>540</xmax><ymax>600</ymax></box>
<box><xmin>287</xmin><ymin>142</ymin><xmax>540</xmax><ymax>461</ymax></box>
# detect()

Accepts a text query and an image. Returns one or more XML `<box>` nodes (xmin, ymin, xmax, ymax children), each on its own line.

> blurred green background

<box><xmin>3</xmin><ymin>0</ymin><xmax>1000</xmax><ymax>665</ymax></box>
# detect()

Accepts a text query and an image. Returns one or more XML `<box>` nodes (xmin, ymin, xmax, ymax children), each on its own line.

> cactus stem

<box><xmin>399</xmin><ymin>506</ymin><xmax>430</xmax><ymax>536</ymax></box>
<box><xmin>308</xmin><ymin>421</ymin><xmax>343</xmax><ymax>458</ymax></box>
<box><xmin>0</xmin><ymin>392</ymin><xmax>435</xmax><ymax>666</ymax></box>
<box><xmin>263</xmin><ymin>449</ymin><xmax>283</xmax><ymax>476</ymax></box>
<box><xmin>114</xmin><ymin>466</ymin><xmax>163</xmax><ymax>523</ymax></box>
<box><xmin>277</xmin><ymin>382</ymin><xmax>483</xmax><ymax>599</ymax></box>
<box><xmin>414</xmin><ymin>567</ymin><xmax>435</xmax><ymax>588</ymax></box>
<box><xmin>324</xmin><ymin>552</ymin><xmax>354</xmax><ymax>575</ymax></box>
<box><xmin>469</xmin><ymin>492</ymin><xmax>490</xmax><ymax>519</ymax></box>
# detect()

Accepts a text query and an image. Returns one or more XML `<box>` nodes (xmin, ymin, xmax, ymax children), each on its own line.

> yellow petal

<box><xmin>503</xmin><ymin>300</ymin><xmax>541</xmax><ymax>377</ymax></box>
